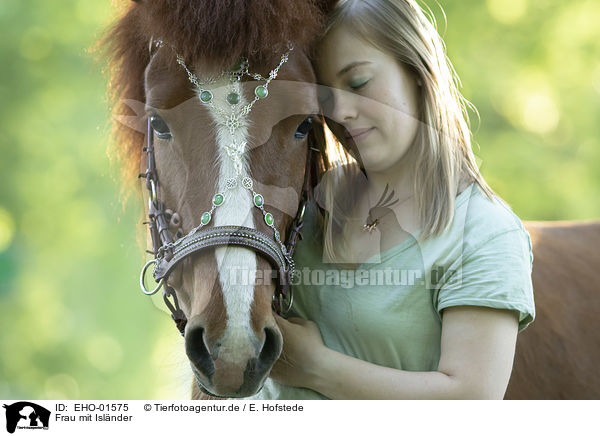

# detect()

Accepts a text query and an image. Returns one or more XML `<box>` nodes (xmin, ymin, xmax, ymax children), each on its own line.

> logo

<box><xmin>2</xmin><ymin>402</ymin><xmax>50</xmax><ymax>434</ymax></box>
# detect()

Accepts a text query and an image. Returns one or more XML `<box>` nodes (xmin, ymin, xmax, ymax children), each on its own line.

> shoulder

<box><xmin>435</xmin><ymin>184</ymin><xmax>536</xmax><ymax>332</ymax></box>
<box><xmin>456</xmin><ymin>183</ymin><xmax>532</xmax><ymax>262</ymax></box>
<box><xmin>461</xmin><ymin>183</ymin><xmax>527</xmax><ymax>238</ymax></box>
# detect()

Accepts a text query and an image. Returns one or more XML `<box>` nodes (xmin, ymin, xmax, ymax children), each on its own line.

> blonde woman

<box><xmin>250</xmin><ymin>0</ymin><xmax>535</xmax><ymax>399</ymax></box>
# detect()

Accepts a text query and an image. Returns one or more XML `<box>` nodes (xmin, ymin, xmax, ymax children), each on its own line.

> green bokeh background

<box><xmin>0</xmin><ymin>0</ymin><xmax>598</xmax><ymax>399</ymax></box>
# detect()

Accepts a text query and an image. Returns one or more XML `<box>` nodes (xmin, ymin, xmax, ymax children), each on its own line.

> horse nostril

<box><xmin>259</xmin><ymin>327</ymin><xmax>282</xmax><ymax>364</ymax></box>
<box><xmin>185</xmin><ymin>326</ymin><xmax>214</xmax><ymax>377</ymax></box>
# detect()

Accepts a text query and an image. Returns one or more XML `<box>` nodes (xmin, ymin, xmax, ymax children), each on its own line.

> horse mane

<box><xmin>100</xmin><ymin>0</ymin><xmax>332</xmax><ymax>198</ymax></box>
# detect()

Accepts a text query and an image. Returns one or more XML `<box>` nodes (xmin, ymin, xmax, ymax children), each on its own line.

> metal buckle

<box><xmin>148</xmin><ymin>178</ymin><xmax>158</xmax><ymax>211</ymax></box>
<box><xmin>297</xmin><ymin>202</ymin><xmax>306</xmax><ymax>222</ymax></box>
<box><xmin>140</xmin><ymin>259</ymin><xmax>165</xmax><ymax>295</ymax></box>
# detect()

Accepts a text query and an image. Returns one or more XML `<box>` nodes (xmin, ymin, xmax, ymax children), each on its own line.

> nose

<box><xmin>185</xmin><ymin>321</ymin><xmax>214</xmax><ymax>378</ymax></box>
<box><xmin>256</xmin><ymin>326</ymin><xmax>283</xmax><ymax>370</ymax></box>
<box><xmin>184</xmin><ymin>316</ymin><xmax>282</xmax><ymax>396</ymax></box>
<box><xmin>327</xmin><ymin>88</ymin><xmax>358</xmax><ymax>124</ymax></box>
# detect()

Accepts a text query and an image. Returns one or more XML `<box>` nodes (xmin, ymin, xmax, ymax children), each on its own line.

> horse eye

<box><xmin>294</xmin><ymin>117</ymin><xmax>313</xmax><ymax>139</ymax></box>
<box><xmin>150</xmin><ymin>114</ymin><xmax>172</xmax><ymax>139</ymax></box>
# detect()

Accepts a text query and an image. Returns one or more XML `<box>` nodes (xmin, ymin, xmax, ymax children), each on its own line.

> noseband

<box><xmin>138</xmin><ymin>46</ymin><xmax>316</xmax><ymax>335</ymax></box>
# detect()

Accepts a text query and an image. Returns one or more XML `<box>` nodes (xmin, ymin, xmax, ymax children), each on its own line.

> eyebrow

<box><xmin>336</xmin><ymin>61</ymin><xmax>372</xmax><ymax>77</ymax></box>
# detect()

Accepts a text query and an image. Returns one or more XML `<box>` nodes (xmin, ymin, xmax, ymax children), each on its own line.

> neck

<box><xmin>362</xmin><ymin>151</ymin><xmax>415</xmax><ymax>206</ymax></box>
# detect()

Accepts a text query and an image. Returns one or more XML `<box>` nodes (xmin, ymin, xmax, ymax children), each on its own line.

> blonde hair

<box><xmin>317</xmin><ymin>0</ymin><xmax>496</xmax><ymax>261</ymax></box>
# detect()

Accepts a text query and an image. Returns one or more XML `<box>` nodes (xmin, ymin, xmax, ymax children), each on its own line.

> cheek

<box><xmin>379</xmin><ymin>77</ymin><xmax>420</xmax><ymax>127</ymax></box>
<box><xmin>394</xmin><ymin>109</ymin><xmax>420</xmax><ymax>144</ymax></box>
<box><xmin>384</xmin><ymin>93</ymin><xmax>420</xmax><ymax>150</ymax></box>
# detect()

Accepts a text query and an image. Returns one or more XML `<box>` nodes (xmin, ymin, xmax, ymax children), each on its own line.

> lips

<box><xmin>345</xmin><ymin>127</ymin><xmax>375</xmax><ymax>141</ymax></box>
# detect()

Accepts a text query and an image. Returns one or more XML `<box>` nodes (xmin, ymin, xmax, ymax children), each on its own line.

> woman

<box><xmin>252</xmin><ymin>0</ymin><xmax>535</xmax><ymax>399</ymax></box>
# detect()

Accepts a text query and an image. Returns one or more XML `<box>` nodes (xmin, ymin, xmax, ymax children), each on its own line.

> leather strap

<box><xmin>153</xmin><ymin>225</ymin><xmax>289</xmax><ymax>285</ymax></box>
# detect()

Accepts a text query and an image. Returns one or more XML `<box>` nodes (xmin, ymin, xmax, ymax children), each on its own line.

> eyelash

<box><xmin>349</xmin><ymin>79</ymin><xmax>369</xmax><ymax>91</ymax></box>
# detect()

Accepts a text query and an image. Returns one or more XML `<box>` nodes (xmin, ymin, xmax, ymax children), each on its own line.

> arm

<box><xmin>271</xmin><ymin>306</ymin><xmax>519</xmax><ymax>399</ymax></box>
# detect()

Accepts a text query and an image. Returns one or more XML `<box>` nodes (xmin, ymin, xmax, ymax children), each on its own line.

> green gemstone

<box><xmin>253</xmin><ymin>194</ymin><xmax>264</xmax><ymax>207</ymax></box>
<box><xmin>264</xmin><ymin>213</ymin><xmax>274</xmax><ymax>226</ymax></box>
<box><xmin>201</xmin><ymin>212</ymin><xmax>211</xmax><ymax>225</ymax></box>
<box><xmin>226</xmin><ymin>92</ymin><xmax>240</xmax><ymax>105</ymax></box>
<box><xmin>255</xmin><ymin>86</ymin><xmax>268</xmax><ymax>99</ymax></box>
<box><xmin>213</xmin><ymin>194</ymin><xmax>224</xmax><ymax>206</ymax></box>
<box><xmin>200</xmin><ymin>90</ymin><xmax>213</xmax><ymax>103</ymax></box>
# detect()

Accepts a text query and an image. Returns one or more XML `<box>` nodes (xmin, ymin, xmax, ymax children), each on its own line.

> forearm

<box><xmin>309</xmin><ymin>348</ymin><xmax>483</xmax><ymax>400</ymax></box>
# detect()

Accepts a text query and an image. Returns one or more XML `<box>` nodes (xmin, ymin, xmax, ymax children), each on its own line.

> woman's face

<box><xmin>315</xmin><ymin>24</ymin><xmax>421</xmax><ymax>173</ymax></box>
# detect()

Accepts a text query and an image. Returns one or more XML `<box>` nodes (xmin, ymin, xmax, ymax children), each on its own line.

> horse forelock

<box><xmin>139</xmin><ymin>0</ymin><xmax>327</xmax><ymax>71</ymax></box>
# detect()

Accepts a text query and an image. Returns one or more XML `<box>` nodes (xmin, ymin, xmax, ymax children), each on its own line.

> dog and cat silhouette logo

<box><xmin>2</xmin><ymin>402</ymin><xmax>50</xmax><ymax>433</ymax></box>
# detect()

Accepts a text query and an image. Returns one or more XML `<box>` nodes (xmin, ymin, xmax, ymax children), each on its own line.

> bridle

<box><xmin>138</xmin><ymin>49</ymin><xmax>318</xmax><ymax>336</ymax></box>
<box><xmin>140</xmin><ymin>124</ymin><xmax>316</xmax><ymax>336</ymax></box>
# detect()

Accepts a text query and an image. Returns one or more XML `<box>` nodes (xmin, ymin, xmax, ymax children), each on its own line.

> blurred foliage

<box><xmin>0</xmin><ymin>0</ymin><xmax>598</xmax><ymax>399</ymax></box>
<box><xmin>429</xmin><ymin>0</ymin><xmax>600</xmax><ymax>218</ymax></box>
<box><xmin>0</xmin><ymin>0</ymin><xmax>186</xmax><ymax>400</ymax></box>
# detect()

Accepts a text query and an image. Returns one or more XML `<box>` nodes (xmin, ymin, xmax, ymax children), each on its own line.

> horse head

<box><xmin>102</xmin><ymin>0</ymin><xmax>333</xmax><ymax>398</ymax></box>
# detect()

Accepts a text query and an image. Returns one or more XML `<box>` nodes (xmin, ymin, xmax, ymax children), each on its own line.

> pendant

<box><xmin>363</xmin><ymin>219</ymin><xmax>379</xmax><ymax>233</ymax></box>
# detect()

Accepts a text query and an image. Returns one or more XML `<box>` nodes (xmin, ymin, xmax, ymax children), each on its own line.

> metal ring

<box><xmin>283</xmin><ymin>290</ymin><xmax>293</xmax><ymax>314</ymax></box>
<box><xmin>140</xmin><ymin>259</ymin><xmax>164</xmax><ymax>295</ymax></box>
<box><xmin>276</xmin><ymin>291</ymin><xmax>293</xmax><ymax>316</ymax></box>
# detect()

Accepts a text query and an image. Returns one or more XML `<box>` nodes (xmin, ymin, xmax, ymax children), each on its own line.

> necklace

<box><xmin>363</xmin><ymin>183</ymin><xmax>412</xmax><ymax>233</ymax></box>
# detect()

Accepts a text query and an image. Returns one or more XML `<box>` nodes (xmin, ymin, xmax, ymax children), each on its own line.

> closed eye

<box><xmin>349</xmin><ymin>78</ymin><xmax>369</xmax><ymax>91</ymax></box>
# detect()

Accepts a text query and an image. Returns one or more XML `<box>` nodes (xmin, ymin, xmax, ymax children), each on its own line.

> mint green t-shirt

<box><xmin>249</xmin><ymin>182</ymin><xmax>535</xmax><ymax>400</ymax></box>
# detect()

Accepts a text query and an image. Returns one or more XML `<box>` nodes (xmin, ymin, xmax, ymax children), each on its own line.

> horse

<box><xmin>102</xmin><ymin>0</ymin><xmax>599</xmax><ymax>400</ymax></box>
<box><xmin>101</xmin><ymin>0</ymin><xmax>331</xmax><ymax>398</ymax></box>
<box><xmin>506</xmin><ymin>220</ymin><xmax>600</xmax><ymax>399</ymax></box>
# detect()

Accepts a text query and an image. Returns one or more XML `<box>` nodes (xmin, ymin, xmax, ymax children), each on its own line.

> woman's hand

<box><xmin>269</xmin><ymin>314</ymin><xmax>328</xmax><ymax>390</ymax></box>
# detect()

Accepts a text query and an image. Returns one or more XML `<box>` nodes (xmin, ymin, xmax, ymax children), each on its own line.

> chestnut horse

<box><xmin>102</xmin><ymin>0</ymin><xmax>328</xmax><ymax>398</ymax></box>
<box><xmin>102</xmin><ymin>0</ymin><xmax>599</xmax><ymax>399</ymax></box>
<box><xmin>506</xmin><ymin>220</ymin><xmax>600</xmax><ymax>399</ymax></box>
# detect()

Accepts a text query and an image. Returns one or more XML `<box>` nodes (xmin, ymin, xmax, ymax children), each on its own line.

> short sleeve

<box><xmin>433</xmin><ymin>228</ymin><xmax>536</xmax><ymax>332</ymax></box>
